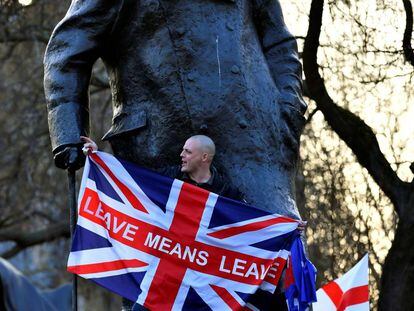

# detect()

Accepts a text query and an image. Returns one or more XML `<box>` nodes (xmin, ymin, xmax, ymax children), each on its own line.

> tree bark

<box><xmin>303</xmin><ymin>0</ymin><xmax>414</xmax><ymax>309</ymax></box>
<box><xmin>379</xmin><ymin>222</ymin><xmax>414</xmax><ymax>310</ymax></box>
<box><xmin>403</xmin><ymin>0</ymin><xmax>414</xmax><ymax>65</ymax></box>
<box><xmin>0</xmin><ymin>221</ymin><xmax>69</xmax><ymax>258</ymax></box>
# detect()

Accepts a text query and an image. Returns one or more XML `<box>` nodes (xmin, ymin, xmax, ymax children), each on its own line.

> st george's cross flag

<box><xmin>313</xmin><ymin>254</ymin><xmax>369</xmax><ymax>311</ymax></box>
<box><xmin>67</xmin><ymin>151</ymin><xmax>316</xmax><ymax>310</ymax></box>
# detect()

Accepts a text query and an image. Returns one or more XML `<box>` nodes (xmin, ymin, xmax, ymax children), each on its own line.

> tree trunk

<box><xmin>379</xmin><ymin>219</ymin><xmax>414</xmax><ymax>310</ymax></box>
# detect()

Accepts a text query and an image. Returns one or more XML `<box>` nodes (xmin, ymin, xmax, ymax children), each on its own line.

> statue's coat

<box><xmin>44</xmin><ymin>0</ymin><xmax>306</xmax><ymax>218</ymax></box>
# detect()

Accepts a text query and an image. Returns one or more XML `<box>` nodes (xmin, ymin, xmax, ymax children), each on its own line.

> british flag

<box><xmin>68</xmin><ymin>151</ymin><xmax>308</xmax><ymax>310</ymax></box>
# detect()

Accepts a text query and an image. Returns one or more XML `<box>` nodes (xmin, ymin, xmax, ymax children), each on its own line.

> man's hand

<box><xmin>279</xmin><ymin>102</ymin><xmax>307</xmax><ymax>168</ymax></box>
<box><xmin>80</xmin><ymin>136</ymin><xmax>98</xmax><ymax>154</ymax></box>
<box><xmin>297</xmin><ymin>220</ymin><xmax>307</xmax><ymax>232</ymax></box>
<box><xmin>53</xmin><ymin>145</ymin><xmax>85</xmax><ymax>171</ymax></box>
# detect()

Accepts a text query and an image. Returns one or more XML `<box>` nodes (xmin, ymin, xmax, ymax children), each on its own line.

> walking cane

<box><xmin>68</xmin><ymin>168</ymin><xmax>78</xmax><ymax>311</ymax></box>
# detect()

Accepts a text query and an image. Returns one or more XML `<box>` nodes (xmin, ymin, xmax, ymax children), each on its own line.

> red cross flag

<box><xmin>313</xmin><ymin>254</ymin><xmax>369</xmax><ymax>311</ymax></box>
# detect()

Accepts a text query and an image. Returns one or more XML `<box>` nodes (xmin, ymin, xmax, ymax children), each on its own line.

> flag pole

<box><xmin>68</xmin><ymin>169</ymin><xmax>78</xmax><ymax>311</ymax></box>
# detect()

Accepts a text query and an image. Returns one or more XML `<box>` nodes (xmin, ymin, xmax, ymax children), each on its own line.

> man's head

<box><xmin>180</xmin><ymin>135</ymin><xmax>216</xmax><ymax>174</ymax></box>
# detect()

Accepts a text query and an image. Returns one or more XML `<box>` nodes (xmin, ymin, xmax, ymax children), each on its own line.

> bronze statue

<box><xmin>44</xmin><ymin>0</ymin><xmax>306</xmax><ymax>219</ymax></box>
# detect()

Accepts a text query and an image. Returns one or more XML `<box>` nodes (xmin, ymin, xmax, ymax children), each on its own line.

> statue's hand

<box><xmin>280</xmin><ymin>103</ymin><xmax>306</xmax><ymax>149</ymax></box>
<box><xmin>53</xmin><ymin>145</ymin><xmax>86</xmax><ymax>171</ymax></box>
<box><xmin>279</xmin><ymin>99</ymin><xmax>307</xmax><ymax>167</ymax></box>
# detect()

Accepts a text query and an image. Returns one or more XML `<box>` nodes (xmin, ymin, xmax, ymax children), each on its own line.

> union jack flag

<box><xmin>68</xmin><ymin>151</ymin><xmax>310</xmax><ymax>310</ymax></box>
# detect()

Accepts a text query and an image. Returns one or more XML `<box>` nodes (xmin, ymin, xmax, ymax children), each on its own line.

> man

<box><xmin>164</xmin><ymin>135</ymin><xmax>243</xmax><ymax>200</ymax></box>
<box><xmin>44</xmin><ymin>0</ymin><xmax>307</xmax><ymax>220</ymax></box>
<box><xmin>83</xmin><ymin>135</ymin><xmax>243</xmax><ymax>200</ymax></box>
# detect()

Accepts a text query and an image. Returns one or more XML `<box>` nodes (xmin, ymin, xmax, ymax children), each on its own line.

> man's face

<box><xmin>180</xmin><ymin>138</ymin><xmax>204</xmax><ymax>173</ymax></box>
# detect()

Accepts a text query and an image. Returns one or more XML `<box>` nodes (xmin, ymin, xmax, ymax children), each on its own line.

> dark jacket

<box><xmin>44</xmin><ymin>0</ymin><xmax>305</xmax><ymax>218</ymax></box>
<box><xmin>161</xmin><ymin>165</ymin><xmax>244</xmax><ymax>201</ymax></box>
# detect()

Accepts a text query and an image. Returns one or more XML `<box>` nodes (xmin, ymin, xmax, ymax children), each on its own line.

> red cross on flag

<box><xmin>313</xmin><ymin>254</ymin><xmax>369</xmax><ymax>311</ymax></box>
<box><xmin>67</xmin><ymin>151</ymin><xmax>316</xmax><ymax>310</ymax></box>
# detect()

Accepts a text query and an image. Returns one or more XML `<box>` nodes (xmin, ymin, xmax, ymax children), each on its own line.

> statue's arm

<box><xmin>44</xmin><ymin>0</ymin><xmax>122</xmax><ymax>153</ymax></box>
<box><xmin>254</xmin><ymin>0</ymin><xmax>307</xmax><ymax>163</ymax></box>
<box><xmin>254</xmin><ymin>0</ymin><xmax>306</xmax><ymax>113</ymax></box>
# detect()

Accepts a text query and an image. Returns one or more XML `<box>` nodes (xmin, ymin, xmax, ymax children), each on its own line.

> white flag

<box><xmin>313</xmin><ymin>254</ymin><xmax>369</xmax><ymax>311</ymax></box>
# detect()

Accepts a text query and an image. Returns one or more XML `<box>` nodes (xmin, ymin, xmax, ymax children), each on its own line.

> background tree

<box><xmin>298</xmin><ymin>0</ymin><xmax>414</xmax><ymax>309</ymax></box>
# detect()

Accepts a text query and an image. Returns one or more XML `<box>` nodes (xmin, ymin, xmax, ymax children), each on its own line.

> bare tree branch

<box><xmin>1</xmin><ymin>245</ymin><xmax>22</xmax><ymax>259</ymax></box>
<box><xmin>403</xmin><ymin>0</ymin><xmax>414</xmax><ymax>66</ymax></box>
<box><xmin>0</xmin><ymin>221</ymin><xmax>69</xmax><ymax>258</ymax></box>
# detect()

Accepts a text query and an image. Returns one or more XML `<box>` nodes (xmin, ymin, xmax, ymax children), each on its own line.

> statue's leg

<box><xmin>121</xmin><ymin>298</ymin><xmax>149</xmax><ymax>311</ymax></box>
<box><xmin>247</xmin><ymin>287</ymin><xmax>288</xmax><ymax>310</ymax></box>
<box><xmin>121</xmin><ymin>298</ymin><xmax>134</xmax><ymax>311</ymax></box>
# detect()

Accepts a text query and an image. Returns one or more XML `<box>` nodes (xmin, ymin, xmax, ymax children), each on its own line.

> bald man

<box><xmin>164</xmin><ymin>135</ymin><xmax>243</xmax><ymax>200</ymax></box>
<box><xmin>180</xmin><ymin>135</ymin><xmax>215</xmax><ymax>181</ymax></box>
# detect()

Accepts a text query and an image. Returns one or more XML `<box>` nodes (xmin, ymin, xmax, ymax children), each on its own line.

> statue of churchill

<box><xmin>44</xmin><ymin>0</ymin><xmax>307</xmax><ymax>218</ymax></box>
